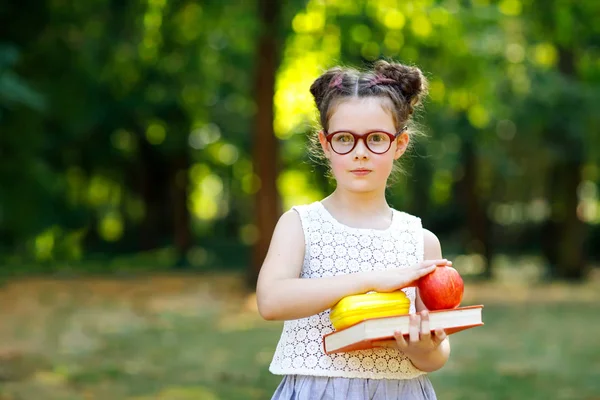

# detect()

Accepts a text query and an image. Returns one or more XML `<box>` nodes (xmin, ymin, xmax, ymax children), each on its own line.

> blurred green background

<box><xmin>1</xmin><ymin>0</ymin><xmax>599</xmax><ymax>399</ymax></box>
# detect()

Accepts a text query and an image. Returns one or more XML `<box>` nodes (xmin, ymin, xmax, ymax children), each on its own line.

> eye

<box><xmin>333</xmin><ymin>133</ymin><xmax>354</xmax><ymax>143</ymax></box>
<box><xmin>368</xmin><ymin>133</ymin><xmax>388</xmax><ymax>143</ymax></box>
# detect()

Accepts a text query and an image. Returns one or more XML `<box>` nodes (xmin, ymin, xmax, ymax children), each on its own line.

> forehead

<box><xmin>328</xmin><ymin>97</ymin><xmax>396</xmax><ymax>132</ymax></box>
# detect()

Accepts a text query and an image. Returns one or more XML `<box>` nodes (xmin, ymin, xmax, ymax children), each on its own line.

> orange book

<box><xmin>323</xmin><ymin>305</ymin><xmax>484</xmax><ymax>354</ymax></box>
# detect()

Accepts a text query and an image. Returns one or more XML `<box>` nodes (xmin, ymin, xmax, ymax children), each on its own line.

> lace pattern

<box><xmin>268</xmin><ymin>202</ymin><xmax>426</xmax><ymax>380</ymax></box>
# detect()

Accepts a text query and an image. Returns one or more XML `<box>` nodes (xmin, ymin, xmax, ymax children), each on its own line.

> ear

<box><xmin>318</xmin><ymin>130</ymin><xmax>332</xmax><ymax>159</ymax></box>
<box><xmin>394</xmin><ymin>132</ymin><xmax>410</xmax><ymax>160</ymax></box>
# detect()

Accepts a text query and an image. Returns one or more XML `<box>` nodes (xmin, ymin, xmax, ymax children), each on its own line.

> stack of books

<box><xmin>323</xmin><ymin>305</ymin><xmax>484</xmax><ymax>354</ymax></box>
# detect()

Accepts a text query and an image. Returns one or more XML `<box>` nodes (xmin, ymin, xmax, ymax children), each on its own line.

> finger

<box><xmin>433</xmin><ymin>328</ymin><xmax>447</xmax><ymax>345</ymax></box>
<box><xmin>393</xmin><ymin>330</ymin><xmax>407</xmax><ymax>349</ymax></box>
<box><xmin>414</xmin><ymin>265</ymin><xmax>437</xmax><ymax>279</ymax></box>
<box><xmin>422</xmin><ymin>259</ymin><xmax>454</xmax><ymax>268</ymax></box>
<box><xmin>409</xmin><ymin>314</ymin><xmax>420</xmax><ymax>343</ymax></box>
<box><xmin>421</xmin><ymin>259</ymin><xmax>447</xmax><ymax>268</ymax></box>
<box><xmin>420</xmin><ymin>310</ymin><xmax>431</xmax><ymax>339</ymax></box>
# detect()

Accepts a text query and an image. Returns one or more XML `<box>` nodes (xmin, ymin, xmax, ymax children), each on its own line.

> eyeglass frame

<box><xmin>323</xmin><ymin>126</ymin><xmax>408</xmax><ymax>155</ymax></box>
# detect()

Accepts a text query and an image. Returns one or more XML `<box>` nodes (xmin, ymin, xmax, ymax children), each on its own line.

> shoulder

<box><xmin>265</xmin><ymin>210</ymin><xmax>306</xmax><ymax>257</ymax></box>
<box><xmin>274</xmin><ymin>205</ymin><xmax>319</xmax><ymax>236</ymax></box>
<box><xmin>422</xmin><ymin>228</ymin><xmax>443</xmax><ymax>259</ymax></box>
<box><xmin>422</xmin><ymin>228</ymin><xmax>440</xmax><ymax>245</ymax></box>
<box><xmin>286</xmin><ymin>201</ymin><xmax>323</xmax><ymax>225</ymax></box>
<box><xmin>275</xmin><ymin>209</ymin><xmax>303</xmax><ymax>233</ymax></box>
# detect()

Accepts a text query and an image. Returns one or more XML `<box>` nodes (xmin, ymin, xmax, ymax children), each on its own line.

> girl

<box><xmin>257</xmin><ymin>60</ymin><xmax>451</xmax><ymax>400</ymax></box>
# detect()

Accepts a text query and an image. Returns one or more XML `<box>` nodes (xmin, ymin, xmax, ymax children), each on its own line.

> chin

<box><xmin>342</xmin><ymin>182</ymin><xmax>381</xmax><ymax>193</ymax></box>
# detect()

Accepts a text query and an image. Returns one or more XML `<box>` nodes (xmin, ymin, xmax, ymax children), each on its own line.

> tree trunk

<box><xmin>556</xmin><ymin>161</ymin><xmax>586</xmax><ymax>279</ymax></box>
<box><xmin>249</xmin><ymin>0</ymin><xmax>281</xmax><ymax>287</ymax></box>
<box><xmin>458</xmin><ymin>140</ymin><xmax>493</xmax><ymax>278</ymax></box>
<box><xmin>171</xmin><ymin>153</ymin><xmax>192</xmax><ymax>268</ymax></box>
<box><xmin>409</xmin><ymin>144</ymin><xmax>432</xmax><ymax>220</ymax></box>
<box><xmin>138</xmin><ymin>139</ymin><xmax>169</xmax><ymax>251</ymax></box>
<box><xmin>541</xmin><ymin>48</ymin><xmax>587</xmax><ymax>280</ymax></box>
<box><xmin>543</xmin><ymin>160</ymin><xmax>586</xmax><ymax>280</ymax></box>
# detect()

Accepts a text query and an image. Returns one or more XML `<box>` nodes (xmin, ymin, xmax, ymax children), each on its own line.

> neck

<box><xmin>325</xmin><ymin>187</ymin><xmax>391</xmax><ymax>217</ymax></box>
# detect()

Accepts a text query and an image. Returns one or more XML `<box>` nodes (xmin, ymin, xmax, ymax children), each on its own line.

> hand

<box><xmin>374</xmin><ymin>310</ymin><xmax>447</xmax><ymax>357</ymax></box>
<box><xmin>371</xmin><ymin>259</ymin><xmax>452</xmax><ymax>292</ymax></box>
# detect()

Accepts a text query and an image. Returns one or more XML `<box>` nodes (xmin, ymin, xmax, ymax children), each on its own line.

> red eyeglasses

<box><xmin>323</xmin><ymin>127</ymin><xmax>407</xmax><ymax>155</ymax></box>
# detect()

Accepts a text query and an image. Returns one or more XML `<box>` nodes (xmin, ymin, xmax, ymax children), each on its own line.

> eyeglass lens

<box><xmin>330</xmin><ymin>132</ymin><xmax>392</xmax><ymax>154</ymax></box>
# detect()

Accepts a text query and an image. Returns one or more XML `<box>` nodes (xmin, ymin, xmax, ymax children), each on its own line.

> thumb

<box><xmin>433</xmin><ymin>328</ymin><xmax>447</xmax><ymax>345</ymax></box>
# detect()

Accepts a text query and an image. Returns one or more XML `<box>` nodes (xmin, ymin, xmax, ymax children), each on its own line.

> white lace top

<box><xmin>268</xmin><ymin>201</ymin><xmax>426</xmax><ymax>380</ymax></box>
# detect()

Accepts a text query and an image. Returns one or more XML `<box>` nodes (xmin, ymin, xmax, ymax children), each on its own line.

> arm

<box><xmin>402</xmin><ymin>229</ymin><xmax>451</xmax><ymax>372</ymax></box>
<box><xmin>256</xmin><ymin>211</ymin><xmax>444</xmax><ymax>321</ymax></box>
<box><xmin>256</xmin><ymin>210</ymin><xmax>372</xmax><ymax>321</ymax></box>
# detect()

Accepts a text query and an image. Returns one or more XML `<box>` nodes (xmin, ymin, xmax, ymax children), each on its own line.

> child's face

<box><xmin>319</xmin><ymin>97</ymin><xmax>409</xmax><ymax>194</ymax></box>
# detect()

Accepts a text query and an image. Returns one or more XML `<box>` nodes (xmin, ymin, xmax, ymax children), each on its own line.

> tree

<box><xmin>514</xmin><ymin>0</ymin><xmax>600</xmax><ymax>279</ymax></box>
<box><xmin>249</xmin><ymin>0</ymin><xmax>283</xmax><ymax>287</ymax></box>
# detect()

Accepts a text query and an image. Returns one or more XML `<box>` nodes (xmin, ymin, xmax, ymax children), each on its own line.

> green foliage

<box><xmin>0</xmin><ymin>44</ymin><xmax>45</xmax><ymax>113</ymax></box>
<box><xmin>0</xmin><ymin>0</ymin><xmax>599</xmax><ymax>272</ymax></box>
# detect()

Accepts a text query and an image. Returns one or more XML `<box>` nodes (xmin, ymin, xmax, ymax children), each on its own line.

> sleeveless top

<box><xmin>268</xmin><ymin>201</ymin><xmax>427</xmax><ymax>380</ymax></box>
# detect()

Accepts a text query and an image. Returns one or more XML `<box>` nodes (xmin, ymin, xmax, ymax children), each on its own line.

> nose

<box><xmin>353</xmin><ymin>137</ymin><xmax>369</xmax><ymax>159</ymax></box>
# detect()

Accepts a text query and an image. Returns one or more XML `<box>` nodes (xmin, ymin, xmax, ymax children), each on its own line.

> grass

<box><xmin>0</xmin><ymin>273</ymin><xmax>598</xmax><ymax>399</ymax></box>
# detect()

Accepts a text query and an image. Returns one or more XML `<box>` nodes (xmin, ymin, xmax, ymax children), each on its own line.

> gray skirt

<box><xmin>271</xmin><ymin>374</ymin><xmax>437</xmax><ymax>400</ymax></box>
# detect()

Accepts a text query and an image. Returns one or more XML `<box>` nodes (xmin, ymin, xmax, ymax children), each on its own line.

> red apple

<box><xmin>417</xmin><ymin>265</ymin><xmax>464</xmax><ymax>310</ymax></box>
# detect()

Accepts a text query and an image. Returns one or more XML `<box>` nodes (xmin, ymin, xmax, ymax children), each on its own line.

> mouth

<box><xmin>350</xmin><ymin>169</ymin><xmax>372</xmax><ymax>176</ymax></box>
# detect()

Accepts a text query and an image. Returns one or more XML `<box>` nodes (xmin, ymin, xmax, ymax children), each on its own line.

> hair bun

<box><xmin>310</xmin><ymin>67</ymin><xmax>345</xmax><ymax>107</ymax></box>
<box><xmin>373</xmin><ymin>60</ymin><xmax>428</xmax><ymax>107</ymax></box>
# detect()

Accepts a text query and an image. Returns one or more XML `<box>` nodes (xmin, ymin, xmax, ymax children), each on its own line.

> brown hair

<box><xmin>308</xmin><ymin>60</ymin><xmax>429</xmax><ymax>177</ymax></box>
